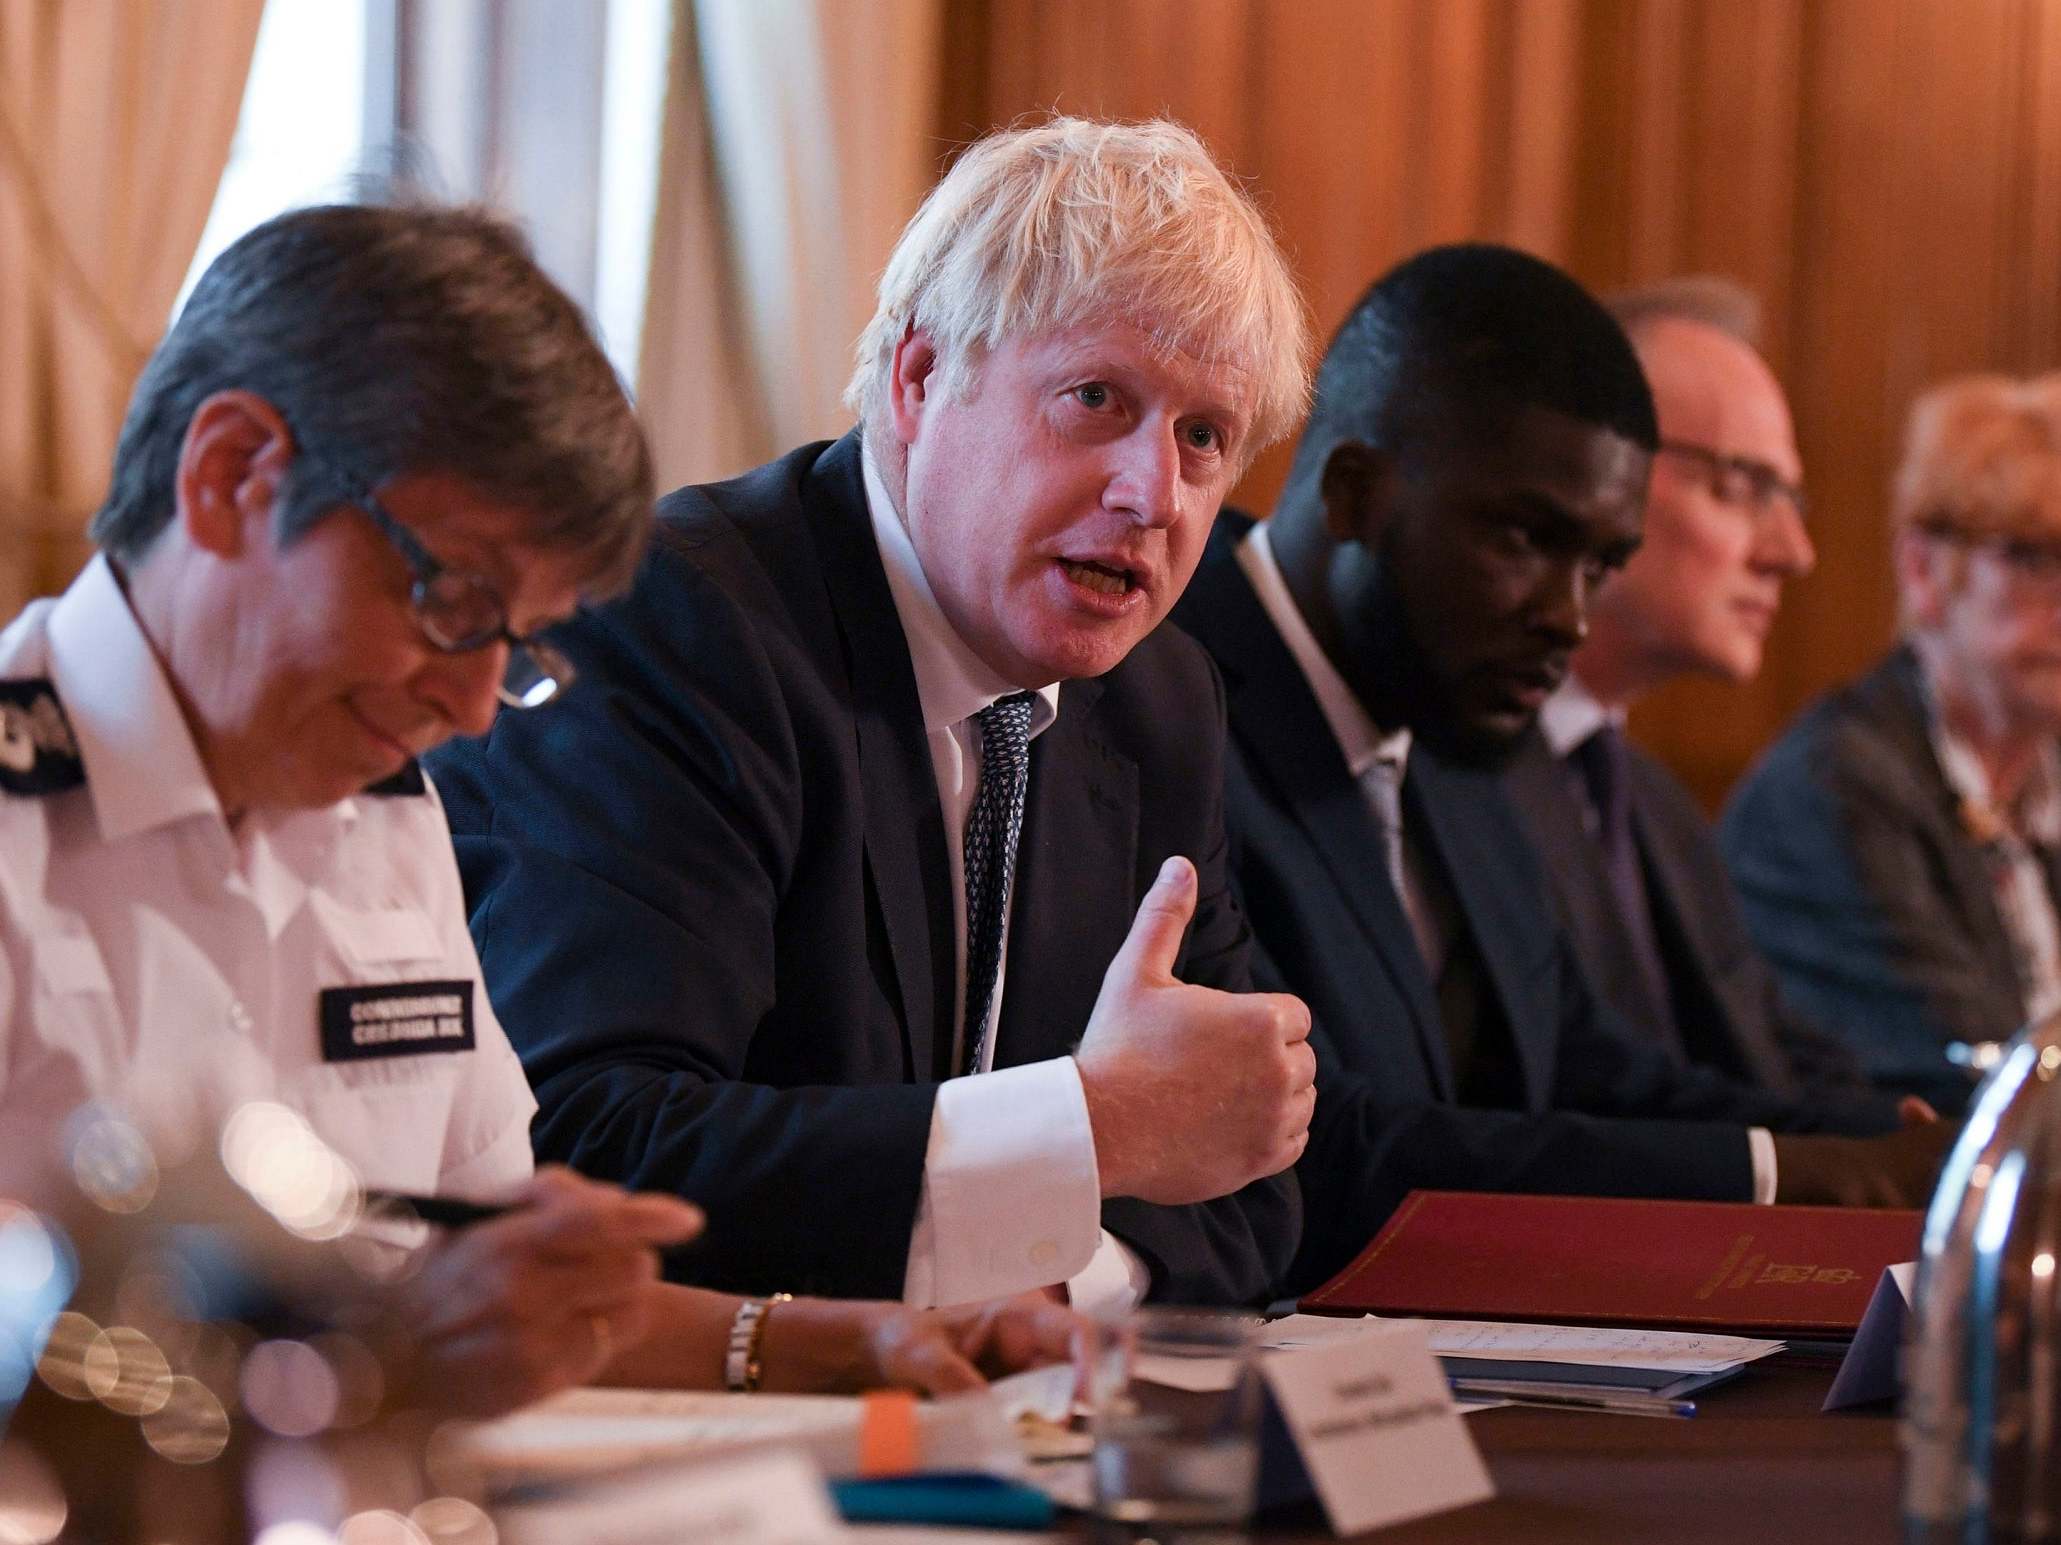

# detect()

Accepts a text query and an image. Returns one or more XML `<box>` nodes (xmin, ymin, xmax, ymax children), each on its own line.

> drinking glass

<box><xmin>1085</xmin><ymin>1307</ymin><xmax>1262</xmax><ymax>1538</ymax></box>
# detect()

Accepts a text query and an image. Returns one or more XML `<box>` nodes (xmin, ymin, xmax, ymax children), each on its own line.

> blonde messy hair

<box><xmin>1893</xmin><ymin>373</ymin><xmax>2061</xmax><ymax>540</ymax></box>
<box><xmin>845</xmin><ymin>117</ymin><xmax>1310</xmax><ymax>466</ymax></box>
<box><xmin>1893</xmin><ymin>374</ymin><xmax>2061</xmax><ymax>632</ymax></box>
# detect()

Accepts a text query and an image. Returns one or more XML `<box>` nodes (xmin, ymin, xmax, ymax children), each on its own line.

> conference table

<box><xmin>476</xmin><ymin>1352</ymin><xmax>1897</xmax><ymax>1542</ymax></box>
<box><xmin>1069</xmin><ymin>1360</ymin><xmax>1899</xmax><ymax>1543</ymax></box>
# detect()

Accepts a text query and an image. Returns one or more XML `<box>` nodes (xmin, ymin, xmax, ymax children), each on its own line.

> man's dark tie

<box><xmin>1573</xmin><ymin>724</ymin><xmax>1678</xmax><ymax>1037</ymax></box>
<box><xmin>962</xmin><ymin>692</ymin><xmax>1037</xmax><ymax>1076</ymax></box>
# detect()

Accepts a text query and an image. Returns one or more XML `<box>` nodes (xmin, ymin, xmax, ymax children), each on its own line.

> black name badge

<box><xmin>319</xmin><ymin>980</ymin><xmax>476</xmax><ymax>1063</ymax></box>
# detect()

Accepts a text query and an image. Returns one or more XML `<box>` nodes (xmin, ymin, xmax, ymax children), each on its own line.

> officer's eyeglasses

<box><xmin>346</xmin><ymin>488</ymin><xmax>577</xmax><ymax>710</ymax></box>
<box><xmin>1657</xmin><ymin>439</ymin><xmax>1809</xmax><ymax>525</ymax></box>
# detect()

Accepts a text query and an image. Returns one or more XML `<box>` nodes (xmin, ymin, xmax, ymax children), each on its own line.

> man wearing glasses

<box><xmin>1500</xmin><ymin>278</ymin><xmax>1902</xmax><ymax>1117</ymax></box>
<box><xmin>0</xmin><ymin>204</ymin><xmax>1082</xmax><ymax>1413</ymax></box>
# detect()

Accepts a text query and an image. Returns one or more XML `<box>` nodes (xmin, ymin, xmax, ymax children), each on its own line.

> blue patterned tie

<box><xmin>962</xmin><ymin>693</ymin><xmax>1037</xmax><ymax>1075</ymax></box>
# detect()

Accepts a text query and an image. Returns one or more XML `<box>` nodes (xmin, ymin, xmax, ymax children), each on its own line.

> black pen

<box><xmin>363</xmin><ymin>1191</ymin><xmax>704</xmax><ymax>1261</ymax></box>
<box><xmin>364</xmin><ymin>1191</ymin><xmax>512</xmax><ymax>1228</ymax></box>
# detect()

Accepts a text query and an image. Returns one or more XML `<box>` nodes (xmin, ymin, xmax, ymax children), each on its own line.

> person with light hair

<box><xmin>1724</xmin><ymin>373</ymin><xmax>2061</xmax><ymax>1114</ymax></box>
<box><xmin>430</xmin><ymin>116</ymin><xmax>1319</xmax><ymax>1315</ymax></box>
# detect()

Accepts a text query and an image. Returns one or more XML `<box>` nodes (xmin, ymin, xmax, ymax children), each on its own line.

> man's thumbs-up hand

<box><xmin>1075</xmin><ymin>856</ymin><xmax>1316</xmax><ymax>1205</ymax></box>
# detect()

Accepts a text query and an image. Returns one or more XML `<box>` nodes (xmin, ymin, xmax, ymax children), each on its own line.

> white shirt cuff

<box><xmin>901</xmin><ymin>1057</ymin><xmax>1102</xmax><ymax>1308</ymax></box>
<box><xmin>1747</xmin><ymin>1126</ymin><xmax>1778</xmax><ymax>1205</ymax></box>
<box><xmin>1068</xmin><ymin>1230</ymin><xmax>1154</xmax><ymax>1318</ymax></box>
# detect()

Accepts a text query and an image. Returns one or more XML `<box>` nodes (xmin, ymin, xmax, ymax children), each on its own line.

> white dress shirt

<box><xmin>1237</xmin><ymin>524</ymin><xmax>1434</xmax><ymax>959</ymax></box>
<box><xmin>1541</xmin><ymin>672</ymin><xmax>1778</xmax><ymax>1203</ymax></box>
<box><xmin>864</xmin><ymin>449</ymin><xmax>1150</xmax><ymax>1313</ymax></box>
<box><xmin>1537</xmin><ymin>671</ymin><xmax>1621</xmax><ymax>761</ymax></box>
<box><xmin>0</xmin><ymin>556</ymin><xmax>537</xmax><ymax>1203</ymax></box>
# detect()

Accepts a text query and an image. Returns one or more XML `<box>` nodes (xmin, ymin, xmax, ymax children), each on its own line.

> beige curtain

<box><xmin>0</xmin><ymin>0</ymin><xmax>265</xmax><ymax>615</ymax></box>
<box><xmin>637</xmin><ymin>0</ymin><xmax>945</xmax><ymax>490</ymax></box>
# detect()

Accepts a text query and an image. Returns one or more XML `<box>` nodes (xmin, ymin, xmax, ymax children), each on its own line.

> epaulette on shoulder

<box><xmin>0</xmin><ymin>679</ymin><xmax>84</xmax><ymax>796</ymax></box>
<box><xmin>363</xmin><ymin>761</ymin><xmax>427</xmax><ymax>798</ymax></box>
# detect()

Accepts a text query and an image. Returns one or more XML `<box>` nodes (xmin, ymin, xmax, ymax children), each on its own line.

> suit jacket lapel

<box><xmin>998</xmin><ymin>676</ymin><xmax>1136</xmax><ymax>1066</ymax></box>
<box><xmin>1183</xmin><ymin>526</ymin><xmax>1455</xmax><ymax>1096</ymax></box>
<box><xmin>1505</xmin><ymin>738</ymin><xmax>1678</xmax><ymax>1045</ymax></box>
<box><xmin>1408</xmin><ymin>752</ymin><xmax>1554</xmax><ymax>1103</ymax></box>
<box><xmin>1875</xmin><ymin>649</ymin><xmax>2022</xmax><ymax>984</ymax></box>
<box><xmin>800</xmin><ymin>436</ymin><xmax>957</xmax><ymax>1081</ymax></box>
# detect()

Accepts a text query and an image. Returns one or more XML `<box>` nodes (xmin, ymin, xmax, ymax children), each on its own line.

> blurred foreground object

<box><xmin>1085</xmin><ymin>1307</ymin><xmax>1262</xmax><ymax>1531</ymax></box>
<box><xmin>1903</xmin><ymin>1009</ymin><xmax>2061</xmax><ymax>1540</ymax></box>
<box><xmin>0</xmin><ymin>1102</ymin><xmax>498</xmax><ymax>1544</ymax></box>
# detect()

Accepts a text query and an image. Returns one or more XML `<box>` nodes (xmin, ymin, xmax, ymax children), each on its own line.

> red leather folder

<box><xmin>1300</xmin><ymin>1189</ymin><xmax>1923</xmax><ymax>1338</ymax></box>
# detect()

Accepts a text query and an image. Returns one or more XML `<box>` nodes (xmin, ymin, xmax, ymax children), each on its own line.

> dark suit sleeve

<box><xmin>1766</xmin><ymin>981</ymin><xmax>1896</xmax><ymax>1110</ymax></box>
<box><xmin>1255</xmin><ymin>936</ymin><xmax>1756</xmax><ymax>1295</ymax></box>
<box><xmin>1622</xmin><ymin>748</ymin><xmax>1887</xmax><ymax>1106</ymax></box>
<box><xmin>1216</xmin><ymin>758</ymin><xmax>1764</xmax><ymax>1295</ymax></box>
<box><xmin>429</xmin><ymin>544</ymin><xmax>937</xmax><ymax>1301</ymax></box>
<box><xmin>1722</xmin><ymin>714</ymin><xmax>2000</xmax><ymax>1110</ymax></box>
<box><xmin>1285</xmin><ymin>886</ymin><xmax>1908</xmax><ymax>1291</ymax></box>
<box><xmin>1540</xmin><ymin>929</ymin><xmax>1886</xmax><ymax>1133</ymax></box>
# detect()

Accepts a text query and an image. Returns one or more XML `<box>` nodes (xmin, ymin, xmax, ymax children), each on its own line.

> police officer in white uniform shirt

<box><xmin>0</xmin><ymin>204</ymin><xmax>1080</xmax><ymax>1414</ymax></box>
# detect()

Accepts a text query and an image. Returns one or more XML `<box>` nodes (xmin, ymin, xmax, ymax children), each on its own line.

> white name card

<box><xmin>1824</xmin><ymin>1261</ymin><xmax>1918</xmax><ymax>1411</ymax></box>
<box><xmin>1259</xmin><ymin>1320</ymin><xmax>1494</xmax><ymax>1535</ymax></box>
<box><xmin>497</xmin><ymin>1446</ymin><xmax>847</xmax><ymax>1545</ymax></box>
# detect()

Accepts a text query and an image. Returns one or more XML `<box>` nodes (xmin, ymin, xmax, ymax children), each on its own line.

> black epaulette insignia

<box><xmin>363</xmin><ymin>761</ymin><xmax>427</xmax><ymax>797</ymax></box>
<box><xmin>0</xmin><ymin>679</ymin><xmax>85</xmax><ymax>796</ymax></box>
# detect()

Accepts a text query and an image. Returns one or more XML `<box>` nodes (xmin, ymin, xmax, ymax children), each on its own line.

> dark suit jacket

<box><xmin>1171</xmin><ymin>515</ymin><xmax>1880</xmax><ymax>1294</ymax></box>
<box><xmin>1720</xmin><ymin>646</ymin><xmax>2045</xmax><ymax>1115</ymax></box>
<box><xmin>1503</xmin><ymin>730</ymin><xmax>1893</xmax><ymax>1117</ymax></box>
<box><xmin>428</xmin><ymin>435</ymin><xmax>1298</xmax><ymax>1304</ymax></box>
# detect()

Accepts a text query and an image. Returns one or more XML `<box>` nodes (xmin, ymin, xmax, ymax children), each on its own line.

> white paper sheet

<box><xmin>497</xmin><ymin>1447</ymin><xmax>845</xmax><ymax>1545</ymax></box>
<box><xmin>1262</xmin><ymin>1314</ymin><xmax>1784</xmax><ymax>1373</ymax></box>
<box><xmin>987</xmin><ymin>1363</ymin><xmax>1075</xmax><ymax>1424</ymax></box>
<box><xmin>1131</xmin><ymin>1352</ymin><xmax>1246</xmax><ymax>1392</ymax></box>
<box><xmin>454</xmin><ymin>1385</ymin><xmax>1019</xmax><ymax>1483</ymax></box>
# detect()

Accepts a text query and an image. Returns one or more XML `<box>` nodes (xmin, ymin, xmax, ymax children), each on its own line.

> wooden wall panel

<box><xmin>943</xmin><ymin>0</ymin><xmax>2061</xmax><ymax>808</ymax></box>
<box><xmin>2018</xmin><ymin>0</ymin><xmax>2061</xmax><ymax>365</ymax></box>
<box><xmin>1554</xmin><ymin>0</ymin><xmax>1815</xmax><ymax>798</ymax></box>
<box><xmin>946</xmin><ymin>0</ymin><xmax>1260</xmax><ymax>167</ymax></box>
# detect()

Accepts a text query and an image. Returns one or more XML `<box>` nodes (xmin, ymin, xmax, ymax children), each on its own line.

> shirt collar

<box><xmin>44</xmin><ymin>554</ymin><xmax>359</xmax><ymax>848</ymax></box>
<box><xmin>1237</xmin><ymin>520</ymin><xmax>1410</xmax><ymax>778</ymax></box>
<box><xmin>861</xmin><ymin>442</ymin><xmax>1060</xmax><ymax>737</ymax></box>
<box><xmin>1925</xmin><ymin>696</ymin><xmax>2061</xmax><ymax>847</ymax></box>
<box><xmin>45</xmin><ymin>554</ymin><xmax>227</xmax><ymax>843</ymax></box>
<box><xmin>1538</xmin><ymin>670</ymin><xmax>1625</xmax><ymax>758</ymax></box>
